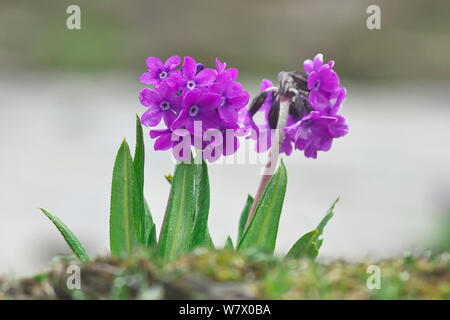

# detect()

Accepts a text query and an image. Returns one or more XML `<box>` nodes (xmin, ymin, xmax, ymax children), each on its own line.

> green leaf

<box><xmin>190</xmin><ymin>159</ymin><xmax>210</xmax><ymax>249</ymax></box>
<box><xmin>316</xmin><ymin>239</ymin><xmax>323</xmax><ymax>250</ymax></box>
<box><xmin>237</xmin><ymin>195</ymin><xmax>254</xmax><ymax>244</ymax></box>
<box><xmin>314</xmin><ymin>197</ymin><xmax>339</xmax><ymax>249</ymax></box>
<box><xmin>133</xmin><ymin>115</ymin><xmax>146</xmax><ymax>244</ymax></box>
<box><xmin>39</xmin><ymin>208</ymin><xmax>90</xmax><ymax>263</ymax></box>
<box><xmin>144</xmin><ymin>198</ymin><xmax>156</xmax><ymax>248</ymax></box>
<box><xmin>238</xmin><ymin>160</ymin><xmax>287</xmax><ymax>253</ymax></box>
<box><xmin>285</xmin><ymin>229</ymin><xmax>319</xmax><ymax>260</ymax></box>
<box><xmin>284</xmin><ymin>197</ymin><xmax>338</xmax><ymax>260</ymax></box>
<box><xmin>202</xmin><ymin>229</ymin><xmax>215</xmax><ymax>250</ymax></box>
<box><xmin>110</xmin><ymin>139</ymin><xmax>138</xmax><ymax>257</ymax></box>
<box><xmin>224</xmin><ymin>236</ymin><xmax>234</xmax><ymax>249</ymax></box>
<box><xmin>146</xmin><ymin>224</ymin><xmax>157</xmax><ymax>248</ymax></box>
<box><xmin>158</xmin><ymin>161</ymin><xmax>195</xmax><ymax>261</ymax></box>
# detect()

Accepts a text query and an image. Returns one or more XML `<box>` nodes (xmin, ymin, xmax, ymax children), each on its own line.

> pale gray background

<box><xmin>1</xmin><ymin>75</ymin><xmax>449</xmax><ymax>275</ymax></box>
<box><xmin>1</xmin><ymin>0</ymin><xmax>449</xmax><ymax>275</ymax></box>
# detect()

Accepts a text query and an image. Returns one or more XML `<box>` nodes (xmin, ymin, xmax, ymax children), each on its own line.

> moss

<box><xmin>1</xmin><ymin>250</ymin><xmax>449</xmax><ymax>300</ymax></box>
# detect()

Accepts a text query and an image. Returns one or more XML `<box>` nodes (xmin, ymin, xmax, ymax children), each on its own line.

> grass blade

<box><xmin>238</xmin><ymin>160</ymin><xmax>287</xmax><ymax>253</ymax></box>
<box><xmin>39</xmin><ymin>208</ymin><xmax>90</xmax><ymax>263</ymax></box>
<box><xmin>110</xmin><ymin>139</ymin><xmax>138</xmax><ymax>257</ymax></box>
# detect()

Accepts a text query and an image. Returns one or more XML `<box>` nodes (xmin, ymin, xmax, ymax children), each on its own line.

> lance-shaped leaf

<box><xmin>133</xmin><ymin>115</ymin><xmax>146</xmax><ymax>244</ymax></box>
<box><xmin>161</xmin><ymin>167</ymin><xmax>214</xmax><ymax>250</ymax></box>
<box><xmin>285</xmin><ymin>197</ymin><xmax>339</xmax><ymax>260</ymax></box>
<box><xmin>190</xmin><ymin>159</ymin><xmax>210</xmax><ymax>249</ymax></box>
<box><xmin>144</xmin><ymin>198</ymin><xmax>156</xmax><ymax>248</ymax></box>
<box><xmin>110</xmin><ymin>139</ymin><xmax>138</xmax><ymax>257</ymax></box>
<box><xmin>146</xmin><ymin>224</ymin><xmax>157</xmax><ymax>248</ymax></box>
<box><xmin>237</xmin><ymin>195</ymin><xmax>254</xmax><ymax>244</ymax></box>
<box><xmin>285</xmin><ymin>229</ymin><xmax>319</xmax><ymax>260</ymax></box>
<box><xmin>39</xmin><ymin>208</ymin><xmax>90</xmax><ymax>263</ymax></box>
<box><xmin>202</xmin><ymin>230</ymin><xmax>215</xmax><ymax>250</ymax></box>
<box><xmin>224</xmin><ymin>236</ymin><xmax>234</xmax><ymax>249</ymax></box>
<box><xmin>158</xmin><ymin>161</ymin><xmax>195</xmax><ymax>261</ymax></box>
<box><xmin>314</xmin><ymin>197</ymin><xmax>339</xmax><ymax>249</ymax></box>
<box><xmin>238</xmin><ymin>160</ymin><xmax>287</xmax><ymax>253</ymax></box>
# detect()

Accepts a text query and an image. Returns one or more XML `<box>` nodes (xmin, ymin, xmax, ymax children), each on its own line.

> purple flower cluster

<box><xmin>247</xmin><ymin>54</ymin><xmax>349</xmax><ymax>159</ymax></box>
<box><xmin>139</xmin><ymin>56</ymin><xmax>249</xmax><ymax>162</ymax></box>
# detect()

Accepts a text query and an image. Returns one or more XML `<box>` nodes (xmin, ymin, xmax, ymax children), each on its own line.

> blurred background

<box><xmin>0</xmin><ymin>0</ymin><xmax>449</xmax><ymax>275</ymax></box>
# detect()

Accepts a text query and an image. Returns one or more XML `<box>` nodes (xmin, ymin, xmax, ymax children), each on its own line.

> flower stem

<box><xmin>244</xmin><ymin>95</ymin><xmax>290</xmax><ymax>231</ymax></box>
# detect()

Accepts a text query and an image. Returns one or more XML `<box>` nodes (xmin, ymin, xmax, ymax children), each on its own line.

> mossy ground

<box><xmin>1</xmin><ymin>250</ymin><xmax>449</xmax><ymax>300</ymax></box>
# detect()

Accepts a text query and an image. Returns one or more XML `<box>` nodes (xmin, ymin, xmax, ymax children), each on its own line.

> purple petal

<box><xmin>317</xmin><ymin>136</ymin><xmax>333</xmax><ymax>151</ymax></box>
<box><xmin>304</xmin><ymin>144</ymin><xmax>318</xmax><ymax>159</ymax></box>
<box><xmin>309</xmin><ymin>91</ymin><xmax>331</xmax><ymax>111</ymax></box>
<box><xmin>166</xmin><ymin>73</ymin><xmax>187</xmax><ymax>92</ymax></box>
<box><xmin>295</xmin><ymin>136</ymin><xmax>308</xmax><ymax>151</ymax></box>
<box><xmin>140</xmin><ymin>88</ymin><xmax>160</xmax><ymax>107</ymax></box>
<box><xmin>169</xmin><ymin>97</ymin><xmax>183</xmax><ymax>114</ymax></box>
<box><xmin>141</xmin><ymin>107</ymin><xmax>163</xmax><ymax>127</ymax></box>
<box><xmin>163</xmin><ymin>110</ymin><xmax>178</xmax><ymax>127</ymax></box>
<box><xmin>199</xmin><ymin>109</ymin><xmax>221</xmax><ymax>128</ymax></box>
<box><xmin>227</xmin><ymin>68</ymin><xmax>238</xmax><ymax>81</ymax></box>
<box><xmin>330</xmin><ymin>87</ymin><xmax>346</xmax><ymax>114</ymax></box>
<box><xmin>182</xmin><ymin>89</ymin><xmax>202</xmax><ymax>109</ymax></box>
<box><xmin>146</xmin><ymin>57</ymin><xmax>163</xmax><ymax>72</ymax></box>
<box><xmin>313</xmin><ymin>54</ymin><xmax>324</xmax><ymax>71</ymax></box>
<box><xmin>218</xmin><ymin>107</ymin><xmax>238</xmax><ymax>123</ymax></box>
<box><xmin>164</xmin><ymin>56</ymin><xmax>181</xmax><ymax>70</ymax></box>
<box><xmin>170</xmin><ymin>109</ymin><xmax>189</xmax><ymax>130</ymax></box>
<box><xmin>232</xmin><ymin>81</ymin><xmax>243</xmax><ymax>91</ymax></box>
<box><xmin>281</xmin><ymin>137</ymin><xmax>293</xmax><ymax>155</ymax></box>
<box><xmin>195</xmin><ymin>68</ymin><xmax>216</xmax><ymax>86</ymax></box>
<box><xmin>157</xmin><ymin>79</ymin><xmax>170</xmax><ymax>97</ymax></box>
<box><xmin>210</xmin><ymin>72</ymin><xmax>233</xmax><ymax>94</ymax></box>
<box><xmin>227</xmin><ymin>90</ymin><xmax>249</xmax><ymax>109</ymax></box>
<box><xmin>154</xmin><ymin>133</ymin><xmax>173</xmax><ymax>151</ymax></box>
<box><xmin>329</xmin><ymin>116</ymin><xmax>349</xmax><ymax>138</ymax></box>
<box><xmin>198</xmin><ymin>92</ymin><xmax>222</xmax><ymax>109</ymax></box>
<box><xmin>182</xmin><ymin>56</ymin><xmax>196</xmax><ymax>80</ymax></box>
<box><xmin>307</xmin><ymin>72</ymin><xmax>318</xmax><ymax>90</ymax></box>
<box><xmin>320</xmin><ymin>69</ymin><xmax>339</xmax><ymax>90</ymax></box>
<box><xmin>140</xmin><ymin>72</ymin><xmax>158</xmax><ymax>85</ymax></box>
<box><xmin>216</xmin><ymin>58</ymin><xmax>226</xmax><ymax>73</ymax></box>
<box><xmin>304</xmin><ymin>59</ymin><xmax>314</xmax><ymax>74</ymax></box>
<box><xmin>150</xmin><ymin>128</ymin><xmax>170</xmax><ymax>139</ymax></box>
<box><xmin>260</xmin><ymin>79</ymin><xmax>274</xmax><ymax>92</ymax></box>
